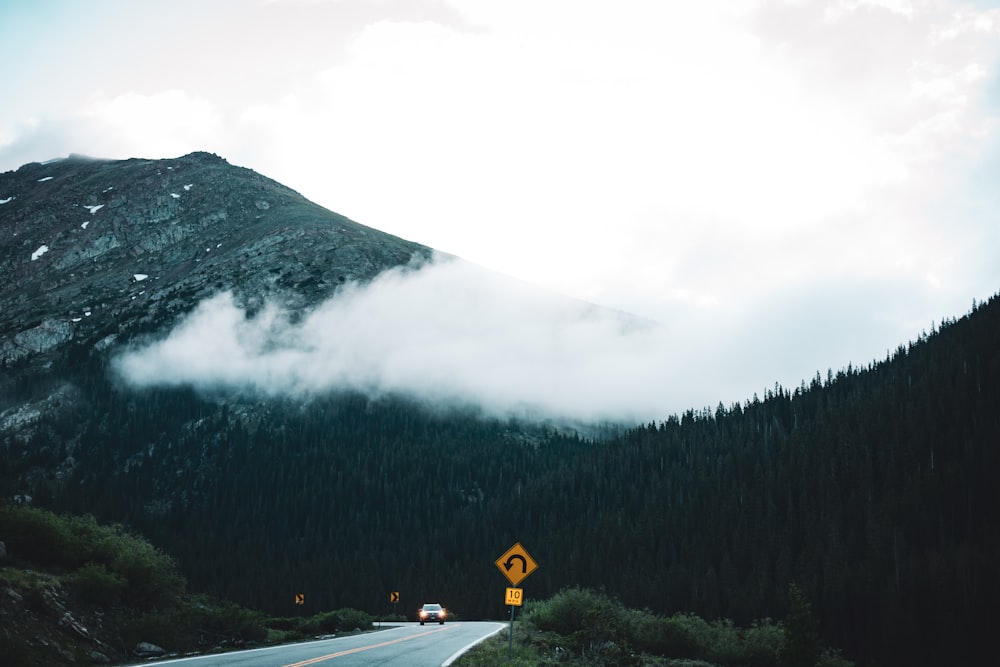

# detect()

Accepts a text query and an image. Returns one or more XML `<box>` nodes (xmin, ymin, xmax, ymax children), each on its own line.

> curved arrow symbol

<box><xmin>504</xmin><ymin>554</ymin><xmax>528</xmax><ymax>573</ymax></box>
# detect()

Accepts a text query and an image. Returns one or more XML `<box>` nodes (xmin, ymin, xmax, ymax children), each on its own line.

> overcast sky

<box><xmin>4</xmin><ymin>0</ymin><xmax>1000</xmax><ymax>420</ymax></box>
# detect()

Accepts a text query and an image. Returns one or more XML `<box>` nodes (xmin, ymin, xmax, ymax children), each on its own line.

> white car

<box><xmin>418</xmin><ymin>603</ymin><xmax>446</xmax><ymax>625</ymax></box>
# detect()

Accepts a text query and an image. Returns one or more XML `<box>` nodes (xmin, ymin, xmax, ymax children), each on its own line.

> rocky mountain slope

<box><xmin>0</xmin><ymin>152</ymin><xmax>427</xmax><ymax>371</ymax></box>
<box><xmin>1</xmin><ymin>152</ymin><xmax>433</xmax><ymax>489</ymax></box>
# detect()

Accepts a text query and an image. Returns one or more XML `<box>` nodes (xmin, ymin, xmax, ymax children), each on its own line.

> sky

<box><xmin>4</xmin><ymin>0</ymin><xmax>1000</xmax><ymax>421</ymax></box>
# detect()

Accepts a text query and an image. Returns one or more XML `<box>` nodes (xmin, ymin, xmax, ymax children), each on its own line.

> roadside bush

<box><xmin>736</xmin><ymin>619</ymin><xmax>784</xmax><ymax>667</ymax></box>
<box><xmin>266</xmin><ymin>616</ymin><xmax>299</xmax><ymax>631</ymax></box>
<box><xmin>460</xmin><ymin>589</ymin><xmax>854</xmax><ymax>667</ymax></box>
<box><xmin>315</xmin><ymin>610</ymin><xmax>341</xmax><ymax>634</ymax></box>
<box><xmin>525</xmin><ymin>587</ymin><xmax>631</xmax><ymax>661</ymax></box>
<box><xmin>123</xmin><ymin>607</ymin><xmax>199</xmax><ymax>650</ymax></box>
<box><xmin>621</xmin><ymin>608</ymin><xmax>700</xmax><ymax>658</ymax></box>
<box><xmin>334</xmin><ymin>607</ymin><xmax>374</xmax><ymax>631</ymax></box>
<box><xmin>817</xmin><ymin>647</ymin><xmax>855</xmax><ymax>667</ymax></box>
<box><xmin>659</xmin><ymin>612</ymin><xmax>714</xmax><ymax>658</ymax></box>
<box><xmin>700</xmin><ymin>617</ymin><xmax>782</xmax><ymax>667</ymax></box>
<box><xmin>0</xmin><ymin>504</ymin><xmax>186</xmax><ymax>609</ymax></box>
<box><xmin>185</xmin><ymin>596</ymin><xmax>268</xmax><ymax>645</ymax></box>
<box><xmin>298</xmin><ymin>615</ymin><xmax>322</xmax><ymax>635</ymax></box>
<box><xmin>523</xmin><ymin>589</ymin><xmax>789</xmax><ymax>666</ymax></box>
<box><xmin>526</xmin><ymin>587</ymin><xmax>621</xmax><ymax>637</ymax></box>
<box><xmin>109</xmin><ymin>537</ymin><xmax>185</xmax><ymax>608</ymax></box>
<box><xmin>265</xmin><ymin>616</ymin><xmax>306</xmax><ymax>643</ymax></box>
<box><xmin>68</xmin><ymin>562</ymin><xmax>127</xmax><ymax>606</ymax></box>
<box><xmin>0</xmin><ymin>504</ymin><xmax>73</xmax><ymax>568</ymax></box>
<box><xmin>313</xmin><ymin>608</ymin><xmax>374</xmax><ymax>633</ymax></box>
<box><xmin>122</xmin><ymin>597</ymin><xmax>267</xmax><ymax>652</ymax></box>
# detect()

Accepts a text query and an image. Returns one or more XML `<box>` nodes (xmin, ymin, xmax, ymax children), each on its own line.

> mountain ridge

<box><xmin>1</xmin><ymin>151</ymin><xmax>429</xmax><ymax>370</ymax></box>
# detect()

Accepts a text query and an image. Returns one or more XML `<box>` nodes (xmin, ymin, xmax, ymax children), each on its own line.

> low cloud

<box><xmin>113</xmin><ymin>254</ymin><xmax>969</xmax><ymax>423</ymax></box>
<box><xmin>113</xmin><ymin>256</ymin><xmax>703</xmax><ymax>423</ymax></box>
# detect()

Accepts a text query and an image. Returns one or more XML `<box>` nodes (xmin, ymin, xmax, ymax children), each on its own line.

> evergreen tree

<box><xmin>780</xmin><ymin>583</ymin><xmax>820</xmax><ymax>667</ymax></box>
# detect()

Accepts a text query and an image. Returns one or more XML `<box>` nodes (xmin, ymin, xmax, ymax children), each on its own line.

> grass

<box><xmin>451</xmin><ymin>627</ymin><xmax>555</xmax><ymax>666</ymax></box>
<box><xmin>0</xmin><ymin>566</ymin><xmax>59</xmax><ymax>588</ymax></box>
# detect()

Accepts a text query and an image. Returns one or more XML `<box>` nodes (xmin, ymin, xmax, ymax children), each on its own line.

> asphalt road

<box><xmin>126</xmin><ymin>622</ymin><xmax>506</xmax><ymax>667</ymax></box>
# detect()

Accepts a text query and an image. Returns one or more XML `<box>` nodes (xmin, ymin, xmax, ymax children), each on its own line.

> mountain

<box><xmin>0</xmin><ymin>151</ymin><xmax>597</xmax><ymax>620</ymax></box>
<box><xmin>0</xmin><ymin>152</ymin><xmax>427</xmax><ymax>372</ymax></box>
<box><xmin>2</xmin><ymin>153</ymin><xmax>998</xmax><ymax>667</ymax></box>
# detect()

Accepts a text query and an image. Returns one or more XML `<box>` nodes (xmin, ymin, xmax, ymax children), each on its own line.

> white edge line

<box><xmin>441</xmin><ymin>622</ymin><xmax>506</xmax><ymax>667</ymax></box>
<box><xmin>121</xmin><ymin>627</ymin><xmax>405</xmax><ymax>666</ymax></box>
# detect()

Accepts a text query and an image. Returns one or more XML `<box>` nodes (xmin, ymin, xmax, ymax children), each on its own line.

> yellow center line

<box><xmin>282</xmin><ymin>626</ymin><xmax>452</xmax><ymax>666</ymax></box>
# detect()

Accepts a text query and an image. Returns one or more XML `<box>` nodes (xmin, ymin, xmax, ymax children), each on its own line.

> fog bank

<box><xmin>114</xmin><ymin>256</ymin><xmax>716</xmax><ymax>423</ymax></box>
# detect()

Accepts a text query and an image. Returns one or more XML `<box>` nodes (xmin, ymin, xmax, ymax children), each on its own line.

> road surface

<box><xmin>127</xmin><ymin>622</ymin><xmax>505</xmax><ymax>667</ymax></box>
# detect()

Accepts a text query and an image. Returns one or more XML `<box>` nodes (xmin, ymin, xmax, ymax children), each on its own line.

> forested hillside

<box><xmin>4</xmin><ymin>292</ymin><xmax>998</xmax><ymax>667</ymax></box>
<box><xmin>530</xmin><ymin>294</ymin><xmax>1000</xmax><ymax>667</ymax></box>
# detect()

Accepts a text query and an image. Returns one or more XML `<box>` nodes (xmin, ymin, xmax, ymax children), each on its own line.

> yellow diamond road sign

<box><xmin>495</xmin><ymin>542</ymin><xmax>538</xmax><ymax>586</ymax></box>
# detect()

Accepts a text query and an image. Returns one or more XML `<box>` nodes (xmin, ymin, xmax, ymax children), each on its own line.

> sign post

<box><xmin>495</xmin><ymin>542</ymin><xmax>538</xmax><ymax>659</ymax></box>
<box><xmin>389</xmin><ymin>591</ymin><xmax>399</xmax><ymax>618</ymax></box>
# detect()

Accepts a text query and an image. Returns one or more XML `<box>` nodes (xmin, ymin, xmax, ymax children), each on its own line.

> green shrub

<box><xmin>311</xmin><ymin>608</ymin><xmax>374</xmax><ymax>634</ymax></box>
<box><xmin>186</xmin><ymin>596</ymin><xmax>268</xmax><ymax>645</ymax></box>
<box><xmin>0</xmin><ymin>504</ymin><xmax>73</xmax><ymax>568</ymax></box>
<box><xmin>736</xmin><ymin>618</ymin><xmax>784</xmax><ymax>667</ymax></box>
<box><xmin>123</xmin><ymin>607</ymin><xmax>198</xmax><ymax>650</ymax></box>
<box><xmin>315</xmin><ymin>610</ymin><xmax>341</xmax><ymax>634</ymax></box>
<box><xmin>817</xmin><ymin>647</ymin><xmax>854</xmax><ymax>667</ymax></box>
<box><xmin>524</xmin><ymin>590</ymin><xmax>786</xmax><ymax>666</ymax></box>
<box><xmin>624</xmin><ymin>611</ymin><xmax>781</xmax><ymax>666</ymax></box>
<box><xmin>526</xmin><ymin>587</ymin><xmax>620</xmax><ymax>636</ymax></box>
<box><xmin>620</xmin><ymin>607</ymin><xmax>700</xmax><ymax>658</ymax></box>
<box><xmin>266</xmin><ymin>616</ymin><xmax>299</xmax><ymax>631</ymax></box>
<box><xmin>109</xmin><ymin>537</ymin><xmax>185</xmax><ymax>608</ymax></box>
<box><xmin>122</xmin><ymin>597</ymin><xmax>267</xmax><ymax>652</ymax></box>
<box><xmin>68</xmin><ymin>562</ymin><xmax>127</xmax><ymax>605</ymax></box>
<box><xmin>524</xmin><ymin>587</ymin><xmax>631</xmax><ymax>661</ymax></box>
<box><xmin>659</xmin><ymin>612</ymin><xmax>712</xmax><ymax>658</ymax></box>
<box><xmin>267</xmin><ymin>626</ymin><xmax>305</xmax><ymax>644</ymax></box>
<box><xmin>297</xmin><ymin>615</ymin><xmax>320</xmax><ymax>635</ymax></box>
<box><xmin>696</xmin><ymin>617</ymin><xmax>783</xmax><ymax>667</ymax></box>
<box><xmin>0</xmin><ymin>504</ymin><xmax>186</xmax><ymax>609</ymax></box>
<box><xmin>337</xmin><ymin>607</ymin><xmax>374</xmax><ymax>630</ymax></box>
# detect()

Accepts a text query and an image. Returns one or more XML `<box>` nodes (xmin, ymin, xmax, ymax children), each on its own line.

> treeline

<box><xmin>50</xmin><ymin>388</ymin><xmax>592</xmax><ymax>617</ymax></box>
<box><xmin>3</xmin><ymin>294</ymin><xmax>998</xmax><ymax>667</ymax></box>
